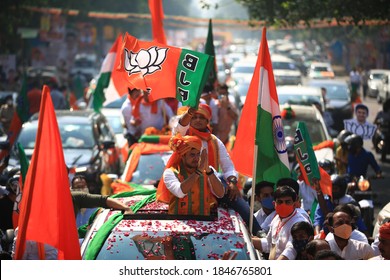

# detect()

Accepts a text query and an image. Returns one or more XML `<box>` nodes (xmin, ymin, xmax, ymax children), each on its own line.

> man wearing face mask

<box><xmin>0</xmin><ymin>95</ymin><xmax>14</xmax><ymax>135</ymax></box>
<box><xmin>327</xmin><ymin>206</ymin><xmax>374</xmax><ymax>259</ymax></box>
<box><xmin>325</xmin><ymin>204</ymin><xmax>369</xmax><ymax>244</ymax></box>
<box><xmin>313</xmin><ymin>174</ymin><xmax>368</xmax><ymax>237</ymax></box>
<box><xmin>251</xmin><ymin>186</ymin><xmax>308</xmax><ymax>260</ymax></box>
<box><xmin>254</xmin><ymin>181</ymin><xmax>275</xmax><ymax>231</ymax></box>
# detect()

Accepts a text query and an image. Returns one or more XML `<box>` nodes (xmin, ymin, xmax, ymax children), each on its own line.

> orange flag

<box><xmin>14</xmin><ymin>85</ymin><xmax>81</xmax><ymax>260</ymax></box>
<box><xmin>148</xmin><ymin>0</ymin><xmax>167</xmax><ymax>44</ymax></box>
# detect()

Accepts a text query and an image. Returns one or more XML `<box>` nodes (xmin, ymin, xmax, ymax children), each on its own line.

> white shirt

<box><xmin>326</xmin><ymin>229</ymin><xmax>368</xmax><ymax>244</ymax></box>
<box><xmin>260</xmin><ymin>209</ymin><xmax>308</xmax><ymax>259</ymax></box>
<box><xmin>120</xmin><ymin>98</ymin><xmax>132</xmax><ymax>133</ymax></box>
<box><xmin>128</xmin><ymin>100</ymin><xmax>174</xmax><ymax>136</ymax></box>
<box><xmin>328</xmin><ymin>237</ymin><xmax>375</xmax><ymax>260</ymax></box>
<box><xmin>343</xmin><ymin>118</ymin><xmax>377</xmax><ymax>140</ymax></box>
<box><xmin>254</xmin><ymin>208</ymin><xmax>269</xmax><ymax>228</ymax></box>
<box><xmin>173</xmin><ymin>122</ymin><xmax>237</xmax><ymax>180</ymax></box>
<box><xmin>298</xmin><ymin>180</ymin><xmax>318</xmax><ymax>212</ymax></box>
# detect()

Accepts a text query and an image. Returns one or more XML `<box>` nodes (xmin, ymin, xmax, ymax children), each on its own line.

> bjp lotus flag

<box><xmin>118</xmin><ymin>33</ymin><xmax>213</xmax><ymax>108</ymax></box>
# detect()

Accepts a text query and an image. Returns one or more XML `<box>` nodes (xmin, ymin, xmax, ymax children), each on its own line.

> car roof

<box><xmin>280</xmin><ymin>104</ymin><xmax>323</xmax><ymax>119</ymax></box>
<box><xmin>307</xmin><ymin>79</ymin><xmax>348</xmax><ymax>86</ymax></box>
<box><xmin>80</xmin><ymin>190</ymin><xmax>259</xmax><ymax>260</ymax></box>
<box><xmin>277</xmin><ymin>85</ymin><xmax>322</xmax><ymax>95</ymax></box>
<box><xmin>29</xmin><ymin>109</ymin><xmax>104</xmax><ymax>124</ymax></box>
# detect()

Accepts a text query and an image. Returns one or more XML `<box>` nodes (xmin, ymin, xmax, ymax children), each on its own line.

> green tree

<box><xmin>235</xmin><ymin>0</ymin><xmax>390</xmax><ymax>27</ymax></box>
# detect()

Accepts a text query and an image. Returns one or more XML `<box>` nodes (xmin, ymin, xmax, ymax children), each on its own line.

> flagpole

<box><xmin>249</xmin><ymin>145</ymin><xmax>259</xmax><ymax>235</ymax></box>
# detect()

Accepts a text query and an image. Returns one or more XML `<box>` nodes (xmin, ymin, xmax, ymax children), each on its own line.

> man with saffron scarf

<box><xmin>123</xmin><ymin>88</ymin><xmax>174</xmax><ymax>145</ymax></box>
<box><xmin>159</xmin><ymin>134</ymin><xmax>224</xmax><ymax>215</ymax></box>
<box><xmin>172</xmin><ymin>104</ymin><xmax>261</xmax><ymax>232</ymax></box>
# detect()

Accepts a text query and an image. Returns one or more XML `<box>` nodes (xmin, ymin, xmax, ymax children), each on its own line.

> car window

<box><xmin>272</xmin><ymin>61</ymin><xmax>297</xmax><ymax>70</ymax></box>
<box><xmin>283</xmin><ymin>119</ymin><xmax>326</xmax><ymax>144</ymax></box>
<box><xmin>105</xmin><ymin>115</ymin><xmax>123</xmax><ymax>134</ymax></box>
<box><xmin>278</xmin><ymin>94</ymin><xmax>321</xmax><ymax>106</ymax></box>
<box><xmin>93</xmin><ymin>231</ymin><xmax>251</xmax><ymax>260</ymax></box>
<box><xmin>18</xmin><ymin>122</ymin><xmax>94</xmax><ymax>149</ymax></box>
<box><xmin>61</xmin><ymin>123</ymin><xmax>94</xmax><ymax>148</ymax></box>
<box><xmin>131</xmin><ymin>153</ymin><xmax>171</xmax><ymax>185</ymax></box>
<box><xmin>323</xmin><ymin>85</ymin><xmax>349</xmax><ymax>100</ymax></box>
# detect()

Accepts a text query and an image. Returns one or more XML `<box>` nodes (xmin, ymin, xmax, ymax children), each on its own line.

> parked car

<box><xmin>80</xmin><ymin>186</ymin><xmax>261</xmax><ymax>260</ymax></box>
<box><xmin>307</xmin><ymin>61</ymin><xmax>335</xmax><ymax>79</ymax></box>
<box><xmin>7</xmin><ymin>110</ymin><xmax>121</xmax><ymax>194</ymax></box>
<box><xmin>306</xmin><ymin>79</ymin><xmax>353</xmax><ymax>133</ymax></box>
<box><xmin>367</xmin><ymin>69</ymin><xmax>390</xmax><ymax>99</ymax></box>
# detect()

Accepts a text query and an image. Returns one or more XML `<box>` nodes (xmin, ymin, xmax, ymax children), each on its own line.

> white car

<box><xmin>80</xmin><ymin>187</ymin><xmax>261</xmax><ymax>260</ymax></box>
<box><xmin>277</xmin><ymin>85</ymin><xmax>325</xmax><ymax>112</ymax></box>
<box><xmin>367</xmin><ymin>69</ymin><xmax>390</xmax><ymax>99</ymax></box>
<box><xmin>307</xmin><ymin>61</ymin><xmax>335</xmax><ymax>79</ymax></box>
<box><xmin>271</xmin><ymin>54</ymin><xmax>302</xmax><ymax>86</ymax></box>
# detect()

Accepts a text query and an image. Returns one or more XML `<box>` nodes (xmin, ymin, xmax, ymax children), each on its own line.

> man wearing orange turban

<box><xmin>370</xmin><ymin>221</ymin><xmax>390</xmax><ymax>260</ymax></box>
<box><xmin>157</xmin><ymin>134</ymin><xmax>224</xmax><ymax>215</ymax></box>
<box><xmin>173</xmin><ymin>104</ymin><xmax>262</xmax><ymax>234</ymax></box>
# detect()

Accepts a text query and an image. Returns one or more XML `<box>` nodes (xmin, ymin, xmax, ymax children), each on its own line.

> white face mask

<box><xmin>71</xmin><ymin>187</ymin><xmax>89</xmax><ymax>194</ymax></box>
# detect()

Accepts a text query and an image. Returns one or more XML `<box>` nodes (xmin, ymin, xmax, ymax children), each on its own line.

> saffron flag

<box><xmin>0</xmin><ymin>76</ymin><xmax>29</xmax><ymax>162</ymax></box>
<box><xmin>92</xmin><ymin>34</ymin><xmax>128</xmax><ymax>112</ymax></box>
<box><xmin>204</xmin><ymin>19</ymin><xmax>218</xmax><ymax>88</ymax></box>
<box><xmin>231</xmin><ymin>27</ymin><xmax>290</xmax><ymax>184</ymax></box>
<box><xmin>148</xmin><ymin>0</ymin><xmax>167</xmax><ymax>44</ymax></box>
<box><xmin>118</xmin><ymin>33</ymin><xmax>213</xmax><ymax>108</ymax></box>
<box><xmin>14</xmin><ymin>86</ymin><xmax>81</xmax><ymax>260</ymax></box>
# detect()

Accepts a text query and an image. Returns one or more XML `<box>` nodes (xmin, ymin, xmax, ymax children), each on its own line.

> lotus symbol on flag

<box><xmin>273</xmin><ymin>115</ymin><xmax>287</xmax><ymax>154</ymax></box>
<box><xmin>124</xmin><ymin>47</ymin><xmax>168</xmax><ymax>76</ymax></box>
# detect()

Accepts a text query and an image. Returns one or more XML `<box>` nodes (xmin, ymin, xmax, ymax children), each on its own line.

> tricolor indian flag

<box><xmin>232</xmin><ymin>27</ymin><xmax>290</xmax><ymax>185</ymax></box>
<box><xmin>92</xmin><ymin>34</ymin><xmax>128</xmax><ymax>112</ymax></box>
<box><xmin>118</xmin><ymin>33</ymin><xmax>213</xmax><ymax>108</ymax></box>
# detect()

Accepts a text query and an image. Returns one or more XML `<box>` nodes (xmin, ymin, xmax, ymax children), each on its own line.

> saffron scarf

<box><xmin>188</xmin><ymin>126</ymin><xmax>219</xmax><ymax>169</ymax></box>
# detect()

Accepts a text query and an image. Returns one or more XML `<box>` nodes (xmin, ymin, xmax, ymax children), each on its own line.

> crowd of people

<box><xmin>1</xmin><ymin>68</ymin><xmax>390</xmax><ymax>260</ymax></box>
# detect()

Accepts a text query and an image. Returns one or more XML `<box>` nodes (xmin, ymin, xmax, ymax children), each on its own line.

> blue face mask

<box><xmin>292</xmin><ymin>239</ymin><xmax>309</xmax><ymax>253</ymax></box>
<box><xmin>261</xmin><ymin>196</ymin><xmax>274</xmax><ymax>210</ymax></box>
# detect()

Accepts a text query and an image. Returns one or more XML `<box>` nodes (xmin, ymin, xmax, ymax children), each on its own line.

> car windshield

<box><xmin>371</xmin><ymin>73</ymin><xmax>385</xmax><ymax>79</ymax></box>
<box><xmin>232</xmin><ymin>66</ymin><xmax>254</xmax><ymax>74</ymax></box>
<box><xmin>18</xmin><ymin>122</ymin><xmax>94</xmax><ymax>149</ymax></box>
<box><xmin>92</xmin><ymin>231</ymin><xmax>251</xmax><ymax>260</ymax></box>
<box><xmin>313</xmin><ymin>66</ymin><xmax>329</xmax><ymax>71</ymax></box>
<box><xmin>105</xmin><ymin>115</ymin><xmax>123</xmax><ymax>134</ymax></box>
<box><xmin>131</xmin><ymin>152</ymin><xmax>172</xmax><ymax>185</ymax></box>
<box><xmin>278</xmin><ymin>94</ymin><xmax>321</xmax><ymax>106</ymax></box>
<box><xmin>322</xmin><ymin>84</ymin><xmax>349</xmax><ymax>100</ymax></box>
<box><xmin>283</xmin><ymin>118</ymin><xmax>327</xmax><ymax>144</ymax></box>
<box><xmin>272</xmin><ymin>61</ymin><xmax>297</xmax><ymax>70</ymax></box>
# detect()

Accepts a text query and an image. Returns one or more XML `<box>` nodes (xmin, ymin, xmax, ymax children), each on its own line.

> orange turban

<box><xmin>379</xmin><ymin>222</ymin><xmax>390</xmax><ymax>240</ymax></box>
<box><xmin>169</xmin><ymin>134</ymin><xmax>202</xmax><ymax>156</ymax></box>
<box><xmin>196</xmin><ymin>103</ymin><xmax>212</xmax><ymax>120</ymax></box>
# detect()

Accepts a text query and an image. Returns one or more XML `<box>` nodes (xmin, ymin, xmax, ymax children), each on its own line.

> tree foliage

<box><xmin>235</xmin><ymin>0</ymin><xmax>390</xmax><ymax>27</ymax></box>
